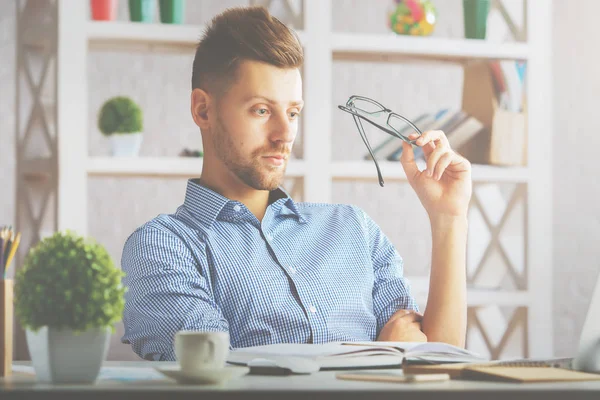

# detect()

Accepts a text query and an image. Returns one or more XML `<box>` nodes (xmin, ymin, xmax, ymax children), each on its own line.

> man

<box><xmin>121</xmin><ymin>6</ymin><xmax>472</xmax><ymax>361</ymax></box>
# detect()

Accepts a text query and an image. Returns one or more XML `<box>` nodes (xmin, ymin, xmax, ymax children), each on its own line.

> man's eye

<box><xmin>290</xmin><ymin>111</ymin><xmax>300</xmax><ymax>119</ymax></box>
<box><xmin>255</xmin><ymin>108</ymin><xmax>268</xmax><ymax>116</ymax></box>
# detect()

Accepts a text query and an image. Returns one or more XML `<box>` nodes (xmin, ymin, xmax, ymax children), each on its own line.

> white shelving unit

<box><xmin>16</xmin><ymin>0</ymin><xmax>553</xmax><ymax>359</ymax></box>
<box><xmin>86</xmin><ymin>157</ymin><xmax>307</xmax><ymax>178</ymax></box>
<box><xmin>332</xmin><ymin>32</ymin><xmax>529</xmax><ymax>61</ymax></box>
<box><xmin>331</xmin><ymin>161</ymin><xmax>530</xmax><ymax>182</ymax></box>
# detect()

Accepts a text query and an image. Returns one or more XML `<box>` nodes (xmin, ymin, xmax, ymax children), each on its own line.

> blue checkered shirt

<box><xmin>121</xmin><ymin>179</ymin><xmax>418</xmax><ymax>361</ymax></box>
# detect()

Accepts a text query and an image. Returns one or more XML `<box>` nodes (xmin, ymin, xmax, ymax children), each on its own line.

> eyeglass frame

<box><xmin>337</xmin><ymin>95</ymin><xmax>423</xmax><ymax>187</ymax></box>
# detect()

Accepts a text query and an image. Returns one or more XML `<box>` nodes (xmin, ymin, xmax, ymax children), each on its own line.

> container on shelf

<box><xmin>90</xmin><ymin>0</ymin><xmax>118</xmax><ymax>21</ymax></box>
<box><xmin>129</xmin><ymin>0</ymin><xmax>156</xmax><ymax>23</ymax></box>
<box><xmin>463</xmin><ymin>0</ymin><xmax>491</xmax><ymax>40</ymax></box>
<box><xmin>159</xmin><ymin>0</ymin><xmax>185</xmax><ymax>24</ymax></box>
<box><xmin>460</xmin><ymin>61</ymin><xmax>527</xmax><ymax>166</ymax></box>
<box><xmin>388</xmin><ymin>0</ymin><xmax>437</xmax><ymax>36</ymax></box>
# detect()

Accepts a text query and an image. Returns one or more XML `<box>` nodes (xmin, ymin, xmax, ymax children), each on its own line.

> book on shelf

<box><xmin>364</xmin><ymin>112</ymin><xmax>430</xmax><ymax>161</ymax></box>
<box><xmin>387</xmin><ymin>108</ymin><xmax>451</xmax><ymax>161</ymax></box>
<box><xmin>488</xmin><ymin>60</ymin><xmax>525</xmax><ymax>113</ymax></box>
<box><xmin>227</xmin><ymin>341</ymin><xmax>486</xmax><ymax>373</ymax></box>
<box><xmin>360</xmin><ymin>107</ymin><xmax>486</xmax><ymax>164</ymax></box>
<box><xmin>385</xmin><ymin>109</ymin><xmax>485</xmax><ymax>162</ymax></box>
<box><xmin>446</xmin><ymin>114</ymin><xmax>485</xmax><ymax>150</ymax></box>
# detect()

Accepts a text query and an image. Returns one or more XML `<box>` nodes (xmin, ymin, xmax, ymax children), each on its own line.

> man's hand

<box><xmin>377</xmin><ymin>309</ymin><xmax>428</xmax><ymax>342</ymax></box>
<box><xmin>400</xmin><ymin>131</ymin><xmax>472</xmax><ymax>219</ymax></box>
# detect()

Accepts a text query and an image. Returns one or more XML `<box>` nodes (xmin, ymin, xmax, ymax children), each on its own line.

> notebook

<box><xmin>227</xmin><ymin>341</ymin><xmax>486</xmax><ymax>373</ymax></box>
<box><xmin>462</xmin><ymin>366</ymin><xmax>600</xmax><ymax>383</ymax></box>
<box><xmin>403</xmin><ymin>361</ymin><xmax>600</xmax><ymax>382</ymax></box>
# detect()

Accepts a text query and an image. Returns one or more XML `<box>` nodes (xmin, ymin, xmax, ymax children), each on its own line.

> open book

<box><xmin>227</xmin><ymin>341</ymin><xmax>487</xmax><ymax>373</ymax></box>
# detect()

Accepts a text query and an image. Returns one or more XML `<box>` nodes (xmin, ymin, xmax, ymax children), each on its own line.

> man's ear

<box><xmin>191</xmin><ymin>88</ymin><xmax>211</xmax><ymax>129</ymax></box>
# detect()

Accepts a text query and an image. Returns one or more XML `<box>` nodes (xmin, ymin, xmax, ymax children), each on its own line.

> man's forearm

<box><xmin>421</xmin><ymin>214</ymin><xmax>468</xmax><ymax>347</ymax></box>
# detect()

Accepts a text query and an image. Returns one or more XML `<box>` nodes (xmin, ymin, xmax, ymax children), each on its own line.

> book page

<box><xmin>230</xmin><ymin>342</ymin><xmax>402</xmax><ymax>359</ymax></box>
<box><xmin>341</xmin><ymin>341</ymin><xmax>486</xmax><ymax>360</ymax></box>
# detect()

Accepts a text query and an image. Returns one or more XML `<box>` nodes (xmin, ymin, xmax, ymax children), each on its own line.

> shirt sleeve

<box><xmin>359</xmin><ymin>208</ymin><xmax>419</xmax><ymax>336</ymax></box>
<box><xmin>120</xmin><ymin>225</ymin><xmax>229</xmax><ymax>361</ymax></box>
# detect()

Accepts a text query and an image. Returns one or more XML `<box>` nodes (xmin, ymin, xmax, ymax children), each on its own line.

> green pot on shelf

<box><xmin>159</xmin><ymin>0</ymin><xmax>185</xmax><ymax>24</ymax></box>
<box><xmin>129</xmin><ymin>0</ymin><xmax>155</xmax><ymax>22</ymax></box>
<box><xmin>463</xmin><ymin>0</ymin><xmax>491</xmax><ymax>39</ymax></box>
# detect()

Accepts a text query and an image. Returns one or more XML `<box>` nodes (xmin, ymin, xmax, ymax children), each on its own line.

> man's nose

<box><xmin>270</xmin><ymin>110</ymin><xmax>296</xmax><ymax>145</ymax></box>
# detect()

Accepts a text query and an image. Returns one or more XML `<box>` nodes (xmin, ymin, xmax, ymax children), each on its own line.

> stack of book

<box><xmin>365</xmin><ymin>60</ymin><xmax>526</xmax><ymax>164</ymax></box>
<box><xmin>364</xmin><ymin>108</ymin><xmax>485</xmax><ymax>162</ymax></box>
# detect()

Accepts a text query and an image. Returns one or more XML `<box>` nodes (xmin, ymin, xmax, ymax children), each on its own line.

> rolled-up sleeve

<box><xmin>360</xmin><ymin>209</ymin><xmax>419</xmax><ymax>336</ymax></box>
<box><xmin>120</xmin><ymin>226</ymin><xmax>229</xmax><ymax>361</ymax></box>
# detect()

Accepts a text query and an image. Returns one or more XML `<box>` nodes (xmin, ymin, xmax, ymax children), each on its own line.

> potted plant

<box><xmin>98</xmin><ymin>96</ymin><xmax>144</xmax><ymax>157</ymax></box>
<box><xmin>13</xmin><ymin>231</ymin><xmax>126</xmax><ymax>383</ymax></box>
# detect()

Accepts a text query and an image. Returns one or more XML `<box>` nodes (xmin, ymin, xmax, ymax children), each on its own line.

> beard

<box><xmin>212</xmin><ymin>113</ymin><xmax>290</xmax><ymax>191</ymax></box>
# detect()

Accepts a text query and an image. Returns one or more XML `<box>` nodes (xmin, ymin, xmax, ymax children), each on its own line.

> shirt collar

<box><xmin>183</xmin><ymin>179</ymin><xmax>305</xmax><ymax>228</ymax></box>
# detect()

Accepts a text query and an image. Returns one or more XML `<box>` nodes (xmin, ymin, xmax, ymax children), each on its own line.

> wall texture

<box><xmin>0</xmin><ymin>3</ymin><xmax>15</xmax><ymax>233</ymax></box>
<box><xmin>0</xmin><ymin>0</ymin><xmax>596</xmax><ymax>360</ymax></box>
<box><xmin>551</xmin><ymin>0</ymin><xmax>600</xmax><ymax>357</ymax></box>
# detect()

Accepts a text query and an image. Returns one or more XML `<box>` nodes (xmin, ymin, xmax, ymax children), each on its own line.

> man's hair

<box><xmin>191</xmin><ymin>6</ymin><xmax>304</xmax><ymax>94</ymax></box>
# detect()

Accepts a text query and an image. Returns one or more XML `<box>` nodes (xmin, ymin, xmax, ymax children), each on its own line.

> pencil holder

<box><xmin>0</xmin><ymin>280</ymin><xmax>13</xmax><ymax>377</ymax></box>
<box><xmin>460</xmin><ymin>60</ymin><xmax>527</xmax><ymax>166</ymax></box>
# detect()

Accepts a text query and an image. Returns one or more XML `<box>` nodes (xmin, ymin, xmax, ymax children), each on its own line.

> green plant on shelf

<box><xmin>98</xmin><ymin>96</ymin><xmax>143</xmax><ymax>136</ymax></box>
<box><xmin>179</xmin><ymin>148</ymin><xmax>203</xmax><ymax>157</ymax></box>
<box><xmin>13</xmin><ymin>230</ymin><xmax>126</xmax><ymax>333</ymax></box>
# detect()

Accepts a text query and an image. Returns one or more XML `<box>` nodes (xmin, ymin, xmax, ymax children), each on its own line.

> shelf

<box><xmin>87</xmin><ymin>21</ymin><xmax>306</xmax><ymax>49</ymax></box>
<box><xmin>86</xmin><ymin>157</ymin><xmax>306</xmax><ymax>178</ymax></box>
<box><xmin>331</xmin><ymin>161</ymin><xmax>529</xmax><ymax>183</ymax></box>
<box><xmin>86</xmin><ymin>158</ymin><xmax>527</xmax><ymax>182</ymax></box>
<box><xmin>332</xmin><ymin>32</ymin><xmax>529</xmax><ymax>62</ymax></box>
<box><xmin>87</xmin><ymin>21</ymin><xmax>205</xmax><ymax>48</ymax></box>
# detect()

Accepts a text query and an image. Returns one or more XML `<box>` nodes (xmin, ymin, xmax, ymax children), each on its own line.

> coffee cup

<box><xmin>174</xmin><ymin>331</ymin><xmax>230</xmax><ymax>376</ymax></box>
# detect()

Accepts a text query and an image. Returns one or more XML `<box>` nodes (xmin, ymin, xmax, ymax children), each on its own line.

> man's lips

<box><xmin>262</xmin><ymin>154</ymin><xmax>288</xmax><ymax>166</ymax></box>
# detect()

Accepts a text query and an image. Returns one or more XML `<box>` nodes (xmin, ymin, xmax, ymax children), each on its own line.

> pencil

<box><xmin>4</xmin><ymin>232</ymin><xmax>20</xmax><ymax>277</ymax></box>
<box><xmin>0</xmin><ymin>232</ymin><xmax>5</xmax><ymax>273</ymax></box>
<box><xmin>3</xmin><ymin>232</ymin><xmax>13</xmax><ymax>269</ymax></box>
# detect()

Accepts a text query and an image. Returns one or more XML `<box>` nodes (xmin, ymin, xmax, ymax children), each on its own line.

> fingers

<box><xmin>399</xmin><ymin>141</ymin><xmax>419</xmax><ymax>182</ymax></box>
<box><xmin>408</xmin><ymin>132</ymin><xmax>435</xmax><ymax>158</ymax></box>
<box><xmin>415</xmin><ymin>130</ymin><xmax>450</xmax><ymax>149</ymax></box>
<box><xmin>433</xmin><ymin>151</ymin><xmax>455</xmax><ymax>181</ymax></box>
<box><xmin>409</xmin><ymin>130</ymin><xmax>469</xmax><ymax>180</ymax></box>
<box><xmin>388</xmin><ymin>309</ymin><xmax>421</xmax><ymax>324</ymax></box>
<box><xmin>427</xmin><ymin>146</ymin><xmax>452</xmax><ymax>180</ymax></box>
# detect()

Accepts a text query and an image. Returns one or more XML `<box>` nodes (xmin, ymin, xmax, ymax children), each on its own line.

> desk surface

<box><xmin>2</xmin><ymin>361</ymin><xmax>600</xmax><ymax>400</ymax></box>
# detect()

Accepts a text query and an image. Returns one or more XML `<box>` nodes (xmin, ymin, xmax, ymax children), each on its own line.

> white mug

<box><xmin>174</xmin><ymin>331</ymin><xmax>230</xmax><ymax>376</ymax></box>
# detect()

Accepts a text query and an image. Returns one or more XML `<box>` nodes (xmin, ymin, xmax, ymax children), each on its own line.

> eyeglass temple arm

<box><xmin>339</xmin><ymin>105</ymin><xmax>417</xmax><ymax>144</ymax></box>
<box><xmin>388</xmin><ymin>113</ymin><xmax>423</xmax><ymax>137</ymax></box>
<box><xmin>351</xmin><ymin>115</ymin><xmax>385</xmax><ymax>187</ymax></box>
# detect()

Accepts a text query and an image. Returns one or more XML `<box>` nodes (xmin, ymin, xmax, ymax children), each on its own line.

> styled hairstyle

<box><xmin>191</xmin><ymin>6</ymin><xmax>304</xmax><ymax>95</ymax></box>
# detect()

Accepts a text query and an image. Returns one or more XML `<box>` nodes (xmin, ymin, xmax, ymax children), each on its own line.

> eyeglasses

<box><xmin>338</xmin><ymin>95</ymin><xmax>423</xmax><ymax>187</ymax></box>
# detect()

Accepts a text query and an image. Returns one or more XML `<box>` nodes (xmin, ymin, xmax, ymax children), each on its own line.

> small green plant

<box><xmin>97</xmin><ymin>96</ymin><xmax>143</xmax><ymax>136</ymax></box>
<box><xmin>14</xmin><ymin>230</ymin><xmax>126</xmax><ymax>333</ymax></box>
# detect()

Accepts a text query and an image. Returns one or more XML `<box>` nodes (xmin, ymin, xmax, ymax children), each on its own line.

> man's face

<box><xmin>210</xmin><ymin>60</ymin><xmax>303</xmax><ymax>191</ymax></box>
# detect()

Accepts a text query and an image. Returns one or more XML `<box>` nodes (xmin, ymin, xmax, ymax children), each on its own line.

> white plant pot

<box><xmin>109</xmin><ymin>132</ymin><xmax>142</xmax><ymax>156</ymax></box>
<box><xmin>26</xmin><ymin>326</ymin><xmax>111</xmax><ymax>383</ymax></box>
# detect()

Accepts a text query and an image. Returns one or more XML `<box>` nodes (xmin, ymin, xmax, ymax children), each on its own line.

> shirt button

<box><xmin>309</xmin><ymin>305</ymin><xmax>317</xmax><ymax>313</ymax></box>
<box><xmin>289</xmin><ymin>267</ymin><xmax>297</xmax><ymax>274</ymax></box>
<box><xmin>233</xmin><ymin>205</ymin><xmax>241</xmax><ymax>212</ymax></box>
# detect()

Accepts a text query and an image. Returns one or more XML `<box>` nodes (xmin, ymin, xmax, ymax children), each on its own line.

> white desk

<box><xmin>2</xmin><ymin>361</ymin><xmax>600</xmax><ymax>400</ymax></box>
